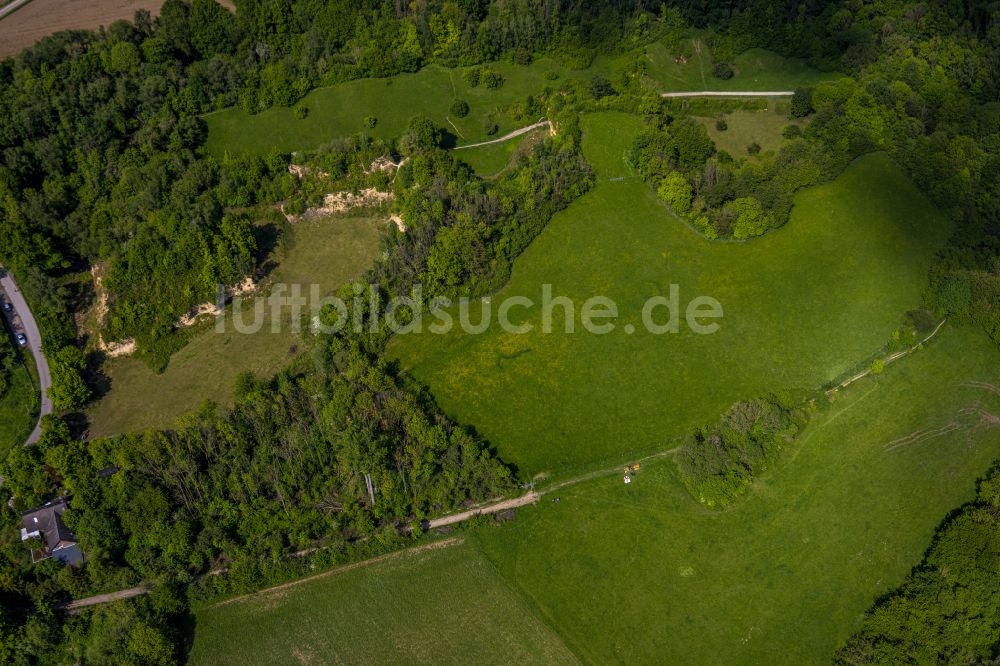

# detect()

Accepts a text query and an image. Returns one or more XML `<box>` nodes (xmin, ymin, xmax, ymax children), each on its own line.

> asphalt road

<box><xmin>0</xmin><ymin>265</ymin><xmax>52</xmax><ymax>444</ymax></box>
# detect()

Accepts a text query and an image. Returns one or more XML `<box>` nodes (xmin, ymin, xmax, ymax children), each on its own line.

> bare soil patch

<box><xmin>0</xmin><ymin>0</ymin><xmax>234</xmax><ymax>58</ymax></box>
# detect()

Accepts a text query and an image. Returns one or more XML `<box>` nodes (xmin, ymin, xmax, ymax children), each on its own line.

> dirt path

<box><xmin>453</xmin><ymin>120</ymin><xmax>551</xmax><ymax>150</ymax></box>
<box><xmin>61</xmin><ymin>586</ymin><xmax>147</xmax><ymax>613</ymax></box>
<box><xmin>660</xmin><ymin>90</ymin><xmax>794</xmax><ymax>98</ymax></box>
<box><xmin>425</xmin><ymin>493</ymin><xmax>541</xmax><ymax>528</ymax></box>
<box><xmin>826</xmin><ymin>318</ymin><xmax>948</xmax><ymax>395</ymax></box>
<box><xmin>205</xmin><ymin>537</ymin><xmax>464</xmax><ymax>610</ymax></box>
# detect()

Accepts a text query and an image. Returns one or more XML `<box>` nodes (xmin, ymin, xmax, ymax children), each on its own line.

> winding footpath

<box><xmin>452</xmin><ymin>119</ymin><xmax>551</xmax><ymax>150</ymax></box>
<box><xmin>0</xmin><ymin>265</ymin><xmax>52</xmax><ymax>445</ymax></box>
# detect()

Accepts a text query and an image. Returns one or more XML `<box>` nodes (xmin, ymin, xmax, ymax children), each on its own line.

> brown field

<box><xmin>0</xmin><ymin>0</ymin><xmax>233</xmax><ymax>58</ymax></box>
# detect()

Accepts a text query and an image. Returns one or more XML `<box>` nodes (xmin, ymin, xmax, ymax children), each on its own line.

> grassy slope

<box><xmin>696</xmin><ymin>104</ymin><xmax>807</xmax><ymax>156</ymax></box>
<box><xmin>471</xmin><ymin>325</ymin><xmax>1000</xmax><ymax>664</ymax></box>
<box><xmin>205</xmin><ymin>41</ymin><xmax>834</xmax><ymax>158</ymax></box>
<box><xmin>454</xmin><ymin>126</ymin><xmax>548</xmax><ymax>177</ymax></box>
<box><xmin>87</xmin><ymin>216</ymin><xmax>384</xmax><ymax>438</ymax></box>
<box><xmin>644</xmin><ymin>39</ymin><xmax>841</xmax><ymax>91</ymax></box>
<box><xmin>188</xmin><ymin>540</ymin><xmax>577</xmax><ymax>666</ymax></box>
<box><xmin>389</xmin><ymin>113</ymin><xmax>952</xmax><ymax>475</ymax></box>
<box><xmin>204</xmin><ymin>60</ymin><xmax>595</xmax><ymax>158</ymax></box>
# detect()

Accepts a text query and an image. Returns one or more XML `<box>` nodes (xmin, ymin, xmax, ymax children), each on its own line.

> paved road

<box><xmin>0</xmin><ymin>265</ymin><xmax>52</xmax><ymax>444</ymax></box>
<box><xmin>661</xmin><ymin>90</ymin><xmax>794</xmax><ymax>98</ymax></box>
<box><xmin>452</xmin><ymin>120</ymin><xmax>551</xmax><ymax>150</ymax></box>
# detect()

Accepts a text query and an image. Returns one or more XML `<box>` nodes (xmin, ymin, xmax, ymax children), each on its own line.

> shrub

<box><xmin>870</xmin><ymin>359</ymin><xmax>885</xmax><ymax>375</ymax></box>
<box><xmin>449</xmin><ymin>99</ymin><xmax>469</xmax><ymax>117</ymax></box>
<box><xmin>479</xmin><ymin>68</ymin><xmax>504</xmax><ymax>89</ymax></box>
<box><xmin>511</xmin><ymin>48</ymin><xmax>532</xmax><ymax>65</ymax></box>
<box><xmin>657</xmin><ymin>172</ymin><xmax>693</xmax><ymax>214</ymax></box>
<box><xmin>676</xmin><ymin>396</ymin><xmax>803</xmax><ymax>508</ymax></box>
<box><xmin>791</xmin><ymin>88</ymin><xmax>813</xmax><ymax>117</ymax></box>
<box><xmin>712</xmin><ymin>62</ymin><xmax>735</xmax><ymax>79</ymax></box>
<box><xmin>483</xmin><ymin>119</ymin><xmax>499</xmax><ymax>136</ymax></box>
<box><xmin>294</xmin><ymin>105</ymin><xmax>308</xmax><ymax>120</ymax></box>
<box><xmin>782</xmin><ymin>124</ymin><xmax>802</xmax><ymax>139</ymax></box>
<box><xmin>715</xmin><ymin>118</ymin><xmax>728</xmax><ymax>131</ymax></box>
<box><xmin>935</xmin><ymin>275</ymin><xmax>972</xmax><ymax>315</ymax></box>
<box><xmin>463</xmin><ymin>67</ymin><xmax>481</xmax><ymax>87</ymax></box>
<box><xmin>588</xmin><ymin>75</ymin><xmax>615</xmax><ymax>99</ymax></box>
<box><xmin>544</xmin><ymin>70</ymin><xmax>560</xmax><ymax>81</ymax></box>
<box><xmin>747</xmin><ymin>142</ymin><xmax>761</xmax><ymax>155</ymax></box>
<box><xmin>727</xmin><ymin>196</ymin><xmax>770</xmax><ymax>239</ymax></box>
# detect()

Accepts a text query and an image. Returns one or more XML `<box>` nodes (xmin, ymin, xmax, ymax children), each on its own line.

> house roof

<box><xmin>21</xmin><ymin>497</ymin><xmax>81</xmax><ymax>564</ymax></box>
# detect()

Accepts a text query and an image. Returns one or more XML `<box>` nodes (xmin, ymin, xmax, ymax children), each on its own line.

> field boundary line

<box><xmin>204</xmin><ymin>537</ymin><xmax>465</xmax><ymax>610</ymax></box>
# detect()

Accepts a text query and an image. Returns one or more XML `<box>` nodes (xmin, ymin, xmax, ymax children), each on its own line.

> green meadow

<box><xmin>472</xmin><ymin>325</ymin><xmax>1000</xmax><ymax>664</ymax></box>
<box><xmin>204</xmin><ymin>41</ymin><xmax>835</xmax><ymax>158</ymax></box>
<box><xmin>644</xmin><ymin>39</ymin><xmax>841</xmax><ymax>91</ymax></box>
<box><xmin>390</xmin><ymin>113</ymin><xmax>952</xmax><ymax>475</ymax></box>
<box><xmin>187</xmin><ymin>327</ymin><xmax>1000</xmax><ymax>664</ymax></box>
<box><xmin>695</xmin><ymin>104</ymin><xmax>807</xmax><ymax>156</ymax></box>
<box><xmin>204</xmin><ymin>59</ymin><xmax>594</xmax><ymax>158</ymax></box>
<box><xmin>87</xmin><ymin>216</ymin><xmax>385</xmax><ymax>438</ymax></box>
<box><xmin>188</xmin><ymin>540</ymin><xmax>577</xmax><ymax>666</ymax></box>
<box><xmin>454</xmin><ymin>126</ymin><xmax>549</xmax><ymax>177</ymax></box>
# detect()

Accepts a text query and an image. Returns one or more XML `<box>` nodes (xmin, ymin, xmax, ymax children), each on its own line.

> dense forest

<box><xmin>0</xmin><ymin>0</ymin><xmax>998</xmax><ymax>663</ymax></box>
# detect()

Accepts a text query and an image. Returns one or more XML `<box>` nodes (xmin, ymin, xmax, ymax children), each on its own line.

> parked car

<box><xmin>16</xmin><ymin>333</ymin><xmax>27</xmax><ymax>346</ymax></box>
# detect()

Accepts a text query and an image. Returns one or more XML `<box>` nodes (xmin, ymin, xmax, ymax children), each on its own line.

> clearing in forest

<box><xmin>87</xmin><ymin>215</ymin><xmax>385</xmax><ymax>438</ymax></box>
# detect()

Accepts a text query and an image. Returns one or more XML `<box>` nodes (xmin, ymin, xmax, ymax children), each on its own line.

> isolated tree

<box><xmin>589</xmin><ymin>75</ymin><xmax>615</xmax><ymax>99</ymax></box>
<box><xmin>399</xmin><ymin>116</ymin><xmax>443</xmax><ymax>154</ymax></box>
<box><xmin>712</xmin><ymin>62</ymin><xmax>734</xmax><ymax>79</ymax></box>
<box><xmin>450</xmin><ymin>99</ymin><xmax>469</xmax><ymax>117</ymax></box>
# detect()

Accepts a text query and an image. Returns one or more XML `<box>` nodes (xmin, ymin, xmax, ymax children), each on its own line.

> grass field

<box><xmin>696</xmin><ymin>105</ymin><xmax>806</xmax><ymax>156</ymax></box>
<box><xmin>186</xmin><ymin>327</ymin><xmax>1000</xmax><ymax>665</ymax></box>
<box><xmin>204</xmin><ymin>59</ymin><xmax>598</xmax><ymax>158</ymax></box>
<box><xmin>471</xmin><ymin>325</ymin><xmax>1000</xmax><ymax>664</ymax></box>
<box><xmin>87</xmin><ymin>216</ymin><xmax>384</xmax><ymax>438</ymax></box>
<box><xmin>205</xmin><ymin>40</ymin><xmax>834</xmax><ymax>158</ymax></box>
<box><xmin>644</xmin><ymin>39</ymin><xmax>841</xmax><ymax>92</ymax></box>
<box><xmin>389</xmin><ymin>113</ymin><xmax>953</xmax><ymax>476</ymax></box>
<box><xmin>454</xmin><ymin>126</ymin><xmax>549</xmax><ymax>177</ymax></box>
<box><xmin>0</xmin><ymin>352</ymin><xmax>37</xmax><ymax>458</ymax></box>
<box><xmin>188</xmin><ymin>539</ymin><xmax>577</xmax><ymax>666</ymax></box>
